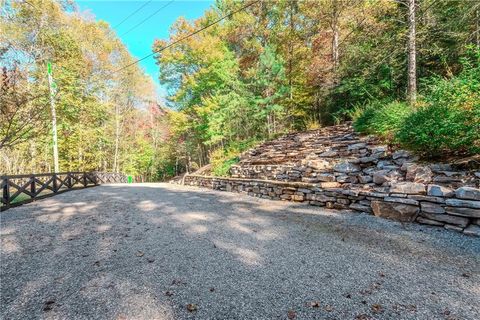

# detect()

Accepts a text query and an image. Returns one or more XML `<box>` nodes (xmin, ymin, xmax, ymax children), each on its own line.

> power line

<box><xmin>120</xmin><ymin>0</ymin><xmax>175</xmax><ymax>37</ymax></box>
<box><xmin>113</xmin><ymin>0</ymin><xmax>153</xmax><ymax>29</ymax></box>
<box><xmin>113</xmin><ymin>0</ymin><xmax>260</xmax><ymax>74</ymax></box>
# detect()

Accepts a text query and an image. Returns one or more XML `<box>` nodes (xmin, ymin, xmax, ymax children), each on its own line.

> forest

<box><xmin>1</xmin><ymin>0</ymin><xmax>479</xmax><ymax>180</ymax></box>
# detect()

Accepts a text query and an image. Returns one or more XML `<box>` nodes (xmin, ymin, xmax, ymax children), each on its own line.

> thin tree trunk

<box><xmin>289</xmin><ymin>0</ymin><xmax>294</xmax><ymax>100</ymax></box>
<box><xmin>332</xmin><ymin>26</ymin><xmax>339</xmax><ymax>73</ymax></box>
<box><xmin>113</xmin><ymin>105</ymin><xmax>120</xmax><ymax>173</ymax></box>
<box><xmin>407</xmin><ymin>0</ymin><xmax>417</xmax><ymax>104</ymax></box>
<box><xmin>331</xmin><ymin>0</ymin><xmax>340</xmax><ymax>75</ymax></box>
<box><xmin>476</xmin><ymin>8</ymin><xmax>479</xmax><ymax>47</ymax></box>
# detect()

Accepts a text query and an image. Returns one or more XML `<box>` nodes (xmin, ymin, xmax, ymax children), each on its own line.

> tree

<box><xmin>407</xmin><ymin>0</ymin><xmax>417</xmax><ymax>104</ymax></box>
<box><xmin>0</xmin><ymin>66</ymin><xmax>48</xmax><ymax>150</ymax></box>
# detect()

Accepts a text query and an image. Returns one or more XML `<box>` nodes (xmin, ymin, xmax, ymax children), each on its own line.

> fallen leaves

<box><xmin>371</xmin><ymin>304</ymin><xmax>383</xmax><ymax>313</ymax></box>
<box><xmin>308</xmin><ymin>301</ymin><xmax>320</xmax><ymax>308</ymax></box>
<box><xmin>287</xmin><ymin>310</ymin><xmax>296</xmax><ymax>319</ymax></box>
<box><xmin>136</xmin><ymin>251</ymin><xmax>144</xmax><ymax>257</ymax></box>
<box><xmin>186</xmin><ymin>303</ymin><xmax>197</xmax><ymax>312</ymax></box>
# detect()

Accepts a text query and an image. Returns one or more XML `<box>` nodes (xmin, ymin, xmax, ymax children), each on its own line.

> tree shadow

<box><xmin>1</xmin><ymin>183</ymin><xmax>479</xmax><ymax>319</ymax></box>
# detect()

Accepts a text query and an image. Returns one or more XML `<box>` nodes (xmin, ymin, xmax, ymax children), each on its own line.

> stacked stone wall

<box><xmin>182</xmin><ymin>175</ymin><xmax>480</xmax><ymax>236</ymax></box>
<box><xmin>178</xmin><ymin>123</ymin><xmax>480</xmax><ymax>236</ymax></box>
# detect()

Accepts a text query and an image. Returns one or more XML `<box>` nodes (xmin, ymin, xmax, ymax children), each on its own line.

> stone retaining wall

<box><xmin>181</xmin><ymin>174</ymin><xmax>480</xmax><ymax>237</ymax></box>
<box><xmin>230</xmin><ymin>123</ymin><xmax>479</xmax><ymax>191</ymax></box>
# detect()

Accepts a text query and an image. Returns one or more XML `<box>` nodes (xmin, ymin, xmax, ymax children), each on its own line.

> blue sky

<box><xmin>76</xmin><ymin>1</ymin><xmax>214</xmax><ymax>96</ymax></box>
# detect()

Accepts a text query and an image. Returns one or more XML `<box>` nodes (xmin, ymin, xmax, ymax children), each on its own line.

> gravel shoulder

<box><xmin>1</xmin><ymin>183</ymin><xmax>479</xmax><ymax>320</ymax></box>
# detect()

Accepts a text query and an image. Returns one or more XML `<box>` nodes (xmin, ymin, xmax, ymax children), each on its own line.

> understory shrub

<box><xmin>210</xmin><ymin>149</ymin><xmax>240</xmax><ymax>177</ymax></box>
<box><xmin>353</xmin><ymin>101</ymin><xmax>413</xmax><ymax>139</ymax></box>
<box><xmin>397</xmin><ymin>49</ymin><xmax>480</xmax><ymax>157</ymax></box>
<box><xmin>396</xmin><ymin>104</ymin><xmax>479</xmax><ymax>157</ymax></box>
<box><xmin>210</xmin><ymin>138</ymin><xmax>260</xmax><ymax>176</ymax></box>
<box><xmin>354</xmin><ymin>47</ymin><xmax>480</xmax><ymax>158</ymax></box>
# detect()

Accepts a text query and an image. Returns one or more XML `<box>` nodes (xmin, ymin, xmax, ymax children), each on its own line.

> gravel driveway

<box><xmin>1</xmin><ymin>183</ymin><xmax>479</xmax><ymax>320</ymax></box>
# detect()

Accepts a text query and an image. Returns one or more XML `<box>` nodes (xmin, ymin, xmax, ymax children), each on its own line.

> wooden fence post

<box><xmin>2</xmin><ymin>177</ymin><xmax>10</xmax><ymax>207</ymax></box>
<box><xmin>67</xmin><ymin>173</ymin><xmax>72</xmax><ymax>189</ymax></box>
<box><xmin>30</xmin><ymin>176</ymin><xmax>36</xmax><ymax>198</ymax></box>
<box><xmin>83</xmin><ymin>172</ymin><xmax>87</xmax><ymax>187</ymax></box>
<box><xmin>53</xmin><ymin>173</ymin><xmax>58</xmax><ymax>193</ymax></box>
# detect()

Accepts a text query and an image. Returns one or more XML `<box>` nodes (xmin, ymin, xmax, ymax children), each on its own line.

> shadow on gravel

<box><xmin>1</xmin><ymin>183</ymin><xmax>479</xmax><ymax>320</ymax></box>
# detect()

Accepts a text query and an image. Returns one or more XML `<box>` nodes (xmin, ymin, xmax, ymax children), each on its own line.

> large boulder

<box><xmin>371</xmin><ymin>201</ymin><xmax>419</xmax><ymax>222</ymax></box>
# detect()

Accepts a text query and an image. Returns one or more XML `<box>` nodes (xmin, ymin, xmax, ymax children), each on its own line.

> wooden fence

<box><xmin>1</xmin><ymin>172</ymin><xmax>127</xmax><ymax>211</ymax></box>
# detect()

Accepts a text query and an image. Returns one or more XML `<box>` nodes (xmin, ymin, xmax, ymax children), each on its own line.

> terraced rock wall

<box><xmin>179</xmin><ymin>123</ymin><xmax>480</xmax><ymax>236</ymax></box>
<box><xmin>182</xmin><ymin>175</ymin><xmax>480</xmax><ymax>236</ymax></box>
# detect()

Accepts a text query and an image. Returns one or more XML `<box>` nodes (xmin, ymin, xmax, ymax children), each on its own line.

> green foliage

<box><xmin>210</xmin><ymin>138</ymin><xmax>259</xmax><ymax>176</ymax></box>
<box><xmin>354</xmin><ymin>48</ymin><xmax>480</xmax><ymax>158</ymax></box>
<box><xmin>211</xmin><ymin>149</ymin><xmax>239</xmax><ymax>177</ymax></box>
<box><xmin>397</xmin><ymin>49</ymin><xmax>480</xmax><ymax>157</ymax></box>
<box><xmin>396</xmin><ymin>104</ymin><xmax>479</xmax><ymax>157</ymax></box>
<box><xmin>3</xmin><ymin>0</ymin><xmax>479</xmax><ymax>178</ymax></box>
<box><xmin>1</xmin><ymin>0</ymin><xmax>157</xmax><ymax>178</ymax></box>
<box><xmin>354</xmin><ymin>101</ymin><xmax>413</xmax><ymax>139</ymax></box>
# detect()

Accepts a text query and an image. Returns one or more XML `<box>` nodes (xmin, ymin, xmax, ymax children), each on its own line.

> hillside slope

<box><xmin>230</xmin><ymin>123</ymin><xmax>479</xmax><ymax>190</ymax></box>
<box><xmin>180</xmin><ymin>123</ymin><xmax>480</xmax><ymax>236</ymax></box>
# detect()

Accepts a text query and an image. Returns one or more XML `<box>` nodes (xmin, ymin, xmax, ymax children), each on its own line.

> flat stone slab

<box><xmin>1</xmin><ymin>183</ymin><xmax>479</xmax><ymax>319</ymax></box>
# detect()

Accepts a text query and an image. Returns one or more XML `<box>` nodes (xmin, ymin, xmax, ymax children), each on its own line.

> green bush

<box><xmin>210</xmin><ymin>138</ymin><xmax>259</xmax><ymax>176</ymax></box>
<box><xmin>354</xmin><ymin>48</ymin><xmax>480</xmax><ymax>158</ymax></box>
<box><xmin>396</xmin><ymin>104</ymin><xmax>479</xmax><ymax>157</ymax></box>
<box><xmin>397</xmin><ymin>49</ymin><xmax>480</xmax><ymax>157</ymax></box>
<box><xmin>211</xmin><ymin>155</ymin><xmax>239</xmax><ymax>176</ymax></box>
<box><xmin>353</xmin><ymin>101</ymin><xmax>413</xmax><ymax>139</ymax></box>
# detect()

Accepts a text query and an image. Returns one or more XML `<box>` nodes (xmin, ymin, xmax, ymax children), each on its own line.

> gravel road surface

<box><xmin>1</xmin><ymin>183</ymin><xmax>479</xmax><ymax>320</ymax></box>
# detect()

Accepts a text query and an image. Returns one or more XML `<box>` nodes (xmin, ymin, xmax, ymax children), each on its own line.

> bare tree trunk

<box><xmin>113</xmin><ymin>105</ymin><xmax>120</xmax><ymax>173</ymax></box>
<box><xmin>476</xmin><ymin>8</ymin><xmax>479</xmax><ymax>47</ymax></box>
<box><xmin>407</xmin><ymin>0</ymin><xmax>417</xmax><ymax>104</ymax></box>
<box><xmin>288</xmin><ymin>0</ymin><xmax>295</xmax><ymax>100</ymax></box>
<box><xmin>332</xmin><ymin>26</ymin><xmax>339</xmax><ymax>73</ymax></box>
<box><xmin>47</xmin><ymin>66</ymin><xmax>59</xmax><ymax>173</ymax></box>
<box><xmin>331</xmin><ymin>0</ymin><xmax>340</xmax><ymax>75</ymax></box>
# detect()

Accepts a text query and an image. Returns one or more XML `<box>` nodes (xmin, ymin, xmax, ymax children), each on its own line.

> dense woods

<box><xmin>1</xmin><ymin>0</ymin><xmax>162</xmax><ymax>177</ymax></box>
<box><xmin>1</xmin><ymin>0</ymin><xmax>479</xmax><ymax>179</ymax></box>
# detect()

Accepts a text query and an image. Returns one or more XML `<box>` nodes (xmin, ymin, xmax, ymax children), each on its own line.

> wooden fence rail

<box><xmin>0</xmin><ymin>172</ymin><xmax>127</xmax><ymax>211</ymax></box>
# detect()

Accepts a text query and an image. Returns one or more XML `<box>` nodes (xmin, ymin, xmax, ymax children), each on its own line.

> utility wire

<box><xmin>113</xmin><ymin>0</ymin><xmax>153</xmax><ymax>29</ymax></box>
<box><xmin>113</xmin><ymin>0</ymin><xmax>260</xmax><ymax>74</ymax></box>
<box><xmin>120</xmin><ymin>0</ymin><xmax>175</xmax><ymax>37</ymax></box>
